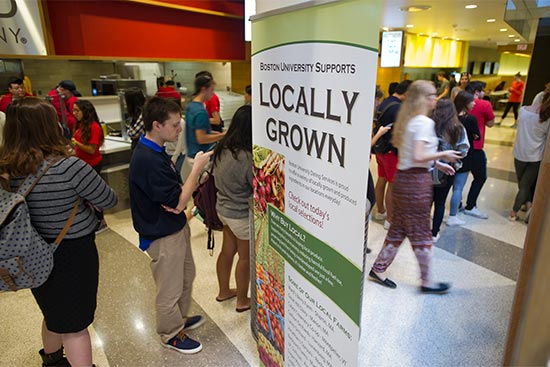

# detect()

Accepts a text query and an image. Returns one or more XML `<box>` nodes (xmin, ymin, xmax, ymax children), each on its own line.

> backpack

<box><xmin>192</xmin><ymin>167</ymin><xmax>223</xmax><ymax>255</ymax></box>
<box><xmin>0</xmin><ymin>160</ymin><xmax>79</xmax><ymax>291</ymax></box>
<box><xmin>371</xmin><ymin>101</ymin><xmax>400</xmax><ymax>154</ymax></box>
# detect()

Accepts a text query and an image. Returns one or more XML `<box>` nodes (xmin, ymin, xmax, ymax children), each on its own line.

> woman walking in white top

<box><xmin>369</xmin><ymin>81</ymin><xmax>461</xmax><ymax>294</ymax></box>
<box><xmin>509</xmin><ymin>91</ymin><xmax>550</xmax><ymax>222</ymax></box>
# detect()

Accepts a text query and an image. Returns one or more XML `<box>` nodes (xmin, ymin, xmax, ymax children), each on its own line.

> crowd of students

<box><xmin>367</xmin><ymin>74</ymin><xmax>549</xmax><ymax>294</ymax></box>
<box><xmin>0</xmin><ymin>72</ymin><xmax>253</xmax><ymax>364</ymax></box>
<box><xmin>0</xmin><ymin>67</ymin><xmax>547</xmax><ymax>365</ymax></box>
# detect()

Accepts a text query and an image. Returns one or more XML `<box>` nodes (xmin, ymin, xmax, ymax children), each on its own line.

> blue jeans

<box><xmin>450</xmin><ymin>172</ymin><xmax>469</xmax><ymax>216</ymax></box>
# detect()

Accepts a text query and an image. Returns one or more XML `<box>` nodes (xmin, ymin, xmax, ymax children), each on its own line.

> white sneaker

<box><xmin>383</xmin><ymin>220</ymin><xmax>391</xmax><ymax>230</ymax></box>
<box><xmin>464</xmin><ymin>207</ymin><xmax>489</xmax><ymax>219</ymax></box>
<box><xmin>374</xmin><ymin>212</ymin><xmax>387</xmax><ymax>220</ymax></box>
<box><xmin>446</xmin><ymin>215</ymin><xmax>466</xmax><ymax>226</ymax></box>
<box><xmin>432</xmin><ymin>234</ymin><xmax>440</xmax><ymax>243</ymax></box>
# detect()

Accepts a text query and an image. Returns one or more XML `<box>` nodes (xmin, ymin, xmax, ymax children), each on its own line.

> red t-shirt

<box><xmin>469</xmin><ymin>98</ymin><xmax>495</xmax><ymax>150</ymax></box>
<box><xmin>508</xmin><ymin>80</ymin><xmax>525</xmax><ymax>103</ymax></box>
<box><xmin>155</xmin><ymin>87</ymin><xmax>181</xmax><ymax>102</ymax></box>
<box><xmin>47</xmin><ymin>89</ymin><xmax>77</xmax><ymax>131</ymax></box>
<box><xmin>0</xmin><ymin>93</ymin><xmax>33</xmax><ymax>112</ymax></box>
<box><xmin>205</xmin><ymin>93</ymin><xmax>220</xmax><ymax>118</ymax></box>
<box><xmin>74</xmin><ymin>122</ymin><xmax>103</xmax><ymax>167</ymax></box>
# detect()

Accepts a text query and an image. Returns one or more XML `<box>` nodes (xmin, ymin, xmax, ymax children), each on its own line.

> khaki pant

<box><xmin>146</xmin><ymin>224</ymin><xmax>195</xmax><ymax>343</ymax></box>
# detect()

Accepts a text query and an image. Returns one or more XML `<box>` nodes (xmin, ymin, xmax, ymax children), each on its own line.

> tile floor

<box><xmin>0</xmin><ymin>119</ymin><xmax>531</xmax><ymax>367</ymax></box>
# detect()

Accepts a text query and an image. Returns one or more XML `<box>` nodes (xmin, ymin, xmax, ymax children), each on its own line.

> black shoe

<box><xmin>368</xmin><ymin>270</ymin><xmax>397</xmax><ymax>289</ymax></box>
<box><xmin>420</xmin><ymin>282</ymin><xmax>451</xmax><ymax>294</ymax></box>
<box><xmin>39</xmin><ymin>348</ymin><xmax>71</xmax><ymax>367</ymax></box>
<box><xmin>366</xmin><ymin>247</ymin><xmax>372</xmax><ymax>254</ymax></box>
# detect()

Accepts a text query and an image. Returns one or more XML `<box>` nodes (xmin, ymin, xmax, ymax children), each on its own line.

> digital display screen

<box><xmin>380</xmin><ymin>31</ymin><xmax>403</xmax><ymax>68</ymax></box>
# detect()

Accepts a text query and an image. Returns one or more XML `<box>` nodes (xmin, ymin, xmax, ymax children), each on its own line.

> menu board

<box><xmin>380</xmin><ymin>31</ymin><xmax>403</xmax><ymax>67</ymax></box>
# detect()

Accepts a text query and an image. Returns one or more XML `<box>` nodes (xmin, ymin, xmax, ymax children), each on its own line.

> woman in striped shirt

<box><xmin>0</xmin><ymin>98</ymin><xmax>117</xmax><ymax>367</ymax></box>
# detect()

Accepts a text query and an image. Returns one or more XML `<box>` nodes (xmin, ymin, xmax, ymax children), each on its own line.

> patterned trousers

<box><xmin>372</xmin><ymin>168</ymin><xmax>433</xmax><ymax>281</ymax></box>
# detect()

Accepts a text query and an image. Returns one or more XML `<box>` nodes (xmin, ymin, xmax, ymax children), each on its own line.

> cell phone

<box><xmin>386</xmin><ymin>123</ymin><xmax>393</xmax><ymax>128</ymax></box>
<box><xmin>206</xmin><ymin>144</ymin><xmax>216</xmax><ymax>152</ymax></box>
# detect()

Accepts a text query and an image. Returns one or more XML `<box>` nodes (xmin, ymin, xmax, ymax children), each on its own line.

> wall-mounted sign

<box><xmin>380</xmin><ymin>31</ymin><xmax>403</xmax><ymax>67</ymax></box>
<box><xmin>516</xmin><ymin>44</ymin><xmax>527</xmax><ymax>51</ymax></box>
<box><xmin>0</xmin><ymin>0</ymin><xmax>47</xmax><ymax>55</ymax></box>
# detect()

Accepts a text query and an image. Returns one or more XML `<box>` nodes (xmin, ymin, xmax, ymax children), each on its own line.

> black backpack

<box><xmin>371</xmin><ymin>101</ymin><xmax>399</xmax><ymax>154</ymax></box>
<box><xmin>192</xmin><ymin>167</ymin><xmax>223</xmax><ymax>254</ymax></box>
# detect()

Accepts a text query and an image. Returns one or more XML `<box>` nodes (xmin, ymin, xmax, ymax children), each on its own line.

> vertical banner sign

<box><xmin>251</xmin><ymin>1</ymin><xmax>381</xmax><ymax>366</ymax></box>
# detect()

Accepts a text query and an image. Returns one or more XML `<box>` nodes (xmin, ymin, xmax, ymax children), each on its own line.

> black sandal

<box><xmin>368</xmin><ymin>270</ymin><xmax>397</xmax><ymax>289</ymax></box>
<box><xmin>420</xmin><ymin>282</ymin><xmax>451</xmax><ymax>294</ymax></box>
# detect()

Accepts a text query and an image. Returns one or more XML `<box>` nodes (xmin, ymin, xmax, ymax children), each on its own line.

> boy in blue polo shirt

<box><xmin>129</xmin><ymin>97</ymin><xmax>212</xmax><ymax>354</ymax></box>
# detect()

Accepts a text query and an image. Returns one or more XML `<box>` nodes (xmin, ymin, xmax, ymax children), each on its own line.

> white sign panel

<box><xmin>0</xmin><ymin>0</ymin><xmax>47</xmax><ymax>55</ymax></box>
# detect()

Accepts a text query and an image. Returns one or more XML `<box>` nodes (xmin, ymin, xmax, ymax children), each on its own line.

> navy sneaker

<box><xmin>164</xmin><ymin>331</ymin><xmax>202</xmax><ymax>354</ymax></box>
<box><xmin>183</xmin><ymin>315</ymin><xmax>205</xmax><ymax>331</ymax></box>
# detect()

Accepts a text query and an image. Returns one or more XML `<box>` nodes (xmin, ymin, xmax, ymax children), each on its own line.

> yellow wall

<box><xmin>498</xmin><ymin>52</ymin><xmax>530</xmax><ymax>76</ymax></box>
<box><xmin>404</xmin><ymin>34</ymin><xmax>465</xmax><ymax>68</ymax></box>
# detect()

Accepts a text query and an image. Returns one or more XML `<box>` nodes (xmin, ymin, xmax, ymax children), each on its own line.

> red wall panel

<box><xmin>155</xmin><ymin>0</ymin><xmax>243</xmax><ymax>16</ymax></box>
<box><xmin>46</xmin><ymin>0</ymin><xmax>245</xmax><ymax>60</ymax></box>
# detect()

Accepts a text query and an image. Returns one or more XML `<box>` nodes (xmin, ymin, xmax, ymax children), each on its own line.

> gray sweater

<box><xmin>10</xmin><ymin>157</ymin><xmax>117</xmax><ymax>239</ymax></box>
<box><xmin>213</xmin><ymin>149</ymin><xmax>253</xmax><ymax>219</ymax></box>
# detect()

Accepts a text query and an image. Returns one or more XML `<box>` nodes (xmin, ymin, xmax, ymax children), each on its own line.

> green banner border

<box><xmin>252</xmin><ymin>39</ymin><xmax>377</xmax><ymax>56</ymax></box>
<box><xmin>251</xmin><ymin>0</ymin><xmax>381</xmax><ymax>55</ymax></box>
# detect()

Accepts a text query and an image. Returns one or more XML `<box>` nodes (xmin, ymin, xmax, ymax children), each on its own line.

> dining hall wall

<box><xmin>44</xmin><ymin>0</ymin><xmax>245</xmax><ymax>61</ymax></box>
<box><xmin>22</xmin><ymin>59</ymin><xmax>116</xmax><ymax>97</ymax></box>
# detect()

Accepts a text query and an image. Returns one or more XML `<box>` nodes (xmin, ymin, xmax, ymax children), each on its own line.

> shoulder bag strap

<box><xmin>53</xmin><ymin>197</ymin><xmax>81</xmax><ymax>246</ymax></box>
<box><xmin>17</xmin><ymin>159</ymin><xmax>59</xmax><ymax>197</ymax></box>
<box><xmin>376</xmin><ymin>101</ymin><xmax>400</xmax><ymax>124</ymax></box>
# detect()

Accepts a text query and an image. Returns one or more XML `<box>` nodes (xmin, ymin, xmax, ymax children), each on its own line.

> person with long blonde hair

<box><xmin>369</xmin><ymin>80</ymin><xmax>461</xmax><ymax>293</ymax></box>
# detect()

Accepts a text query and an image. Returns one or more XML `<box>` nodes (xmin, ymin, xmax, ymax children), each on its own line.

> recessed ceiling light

<box><xmin>382</xmin><ymin>27</ymin><xmax>389</xmax><ymax>31</ymax></box>
<box><xmin>400</xmin><ymin>5</ymin><xmax>432</xmax><ymax>12</ymax></box>
<box><xmin>486</xmin><ymin>19</ymin><xmax>496</xmax><ymax>22</ymax></box>
<box><xmin>500</xmin><ymin>28</ymin><xmax>508</xmax><ymax>31</ymax></box>
<box><xmin>406</xmin><ymin>24</ymin><xmax>414</xmax><ymax>28</ymax></box>
<box><xmin>419</xmin><ymin>33</ymin><xmax>424</xmax><ymax>35</ymax></box>
<box><xmin>456</xmin><ymin>38</ymin><xmax>461</xmax><ymax>40</ymax></box>
<box><xmin>443</xmin><ymin>37</ymin><xmax>449</xmax><ymax>39</ymax></box>
<box><xmin>508</xmin><ymin>34</ymin><xmax>515</xmax><ymax>38</ymax></box>
<box><xmin>465</xmin><ymin>4</ymin><xmax>478</xmax><ymax>9</ymax></box>
<box><xmin>514</xmin><ymin>39</ymin><xmax>520</xmax><ymax>42</ymax></box>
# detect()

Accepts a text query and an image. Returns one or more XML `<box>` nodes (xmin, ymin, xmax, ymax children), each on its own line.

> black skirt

<box><xmin>31</xmin><ymin>233</ymin><xmax>99</xmax><ymax>333</ymax></box>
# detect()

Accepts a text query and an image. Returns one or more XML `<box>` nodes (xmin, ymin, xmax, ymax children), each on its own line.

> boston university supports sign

<box><xmin>251</xmin><ymin>1</ymin><xmax>381</xmax><ymax>366</ymax></box>
<box><xmin>0</xmin><ymin>0</ymin><xmax>47</xmax><ymax>55</ymax></box>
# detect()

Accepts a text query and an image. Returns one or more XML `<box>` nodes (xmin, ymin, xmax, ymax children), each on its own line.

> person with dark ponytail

<box><xmin>448</xmin><ymin>91</ymin><xmax>481</xmax><ymax>226</ymax></box>
<box><xmin>72</xmin><ymin>99</ymin><xmax>108</xmax><ymax>232</ymax></box>
<box><xmin>182</xmin><ymin>75</ymin><xmax>225</xmax><ymax>181</ymax></box>
<box><xmin>125</xmin><ymin>87</ymin><xmax>146</xmax><ymax>150</ymax></box>
<box><xmin>213</xmin><ymin>105</ymin><xmax>253</xmax><ymax>312</ymax></box>
<box><xmin>431</xmin><ymin>99</ymin><xmax>469</xmax><ymax>241</ymax></box>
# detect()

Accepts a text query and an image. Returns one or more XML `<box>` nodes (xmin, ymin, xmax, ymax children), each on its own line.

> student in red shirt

<box><xmin>195</xmin><ymin>71</ymin><xmax>223</xmax><ymax>132</ymax></box>
<box><xmin>500</xmin><ymin>72</ymin><xmax>525</xmax><ymax>126</ymax></box>
<box><xmin>155</xmin><ymin>80</ymin><xmax>182</xmax><ymax>105</ymax></box>
<box><xmin>0</xmin><ymin>77</ymin><xmax>32</xmax><ymax>112</ymax></box>
<box><xmin>47</xmin><ymin>80</ymin><xmax>79</xmax><ymax>135</ymax></box>
<box><xmin>71</xmin><ymin>99</ymin><xmax>108</xmax><ymax>232</ymax></box>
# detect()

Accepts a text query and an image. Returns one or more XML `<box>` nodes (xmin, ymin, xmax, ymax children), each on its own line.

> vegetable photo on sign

<box><xmin>253</xmin><ymin>145</ymin><xmax>285</xmax><ymax>214</ymax></box>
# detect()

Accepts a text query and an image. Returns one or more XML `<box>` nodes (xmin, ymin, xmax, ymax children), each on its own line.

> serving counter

<box><xmin>100</xmin><ymin>136</ymin><xmax>132</xmax><ymax>213</ymax></box>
